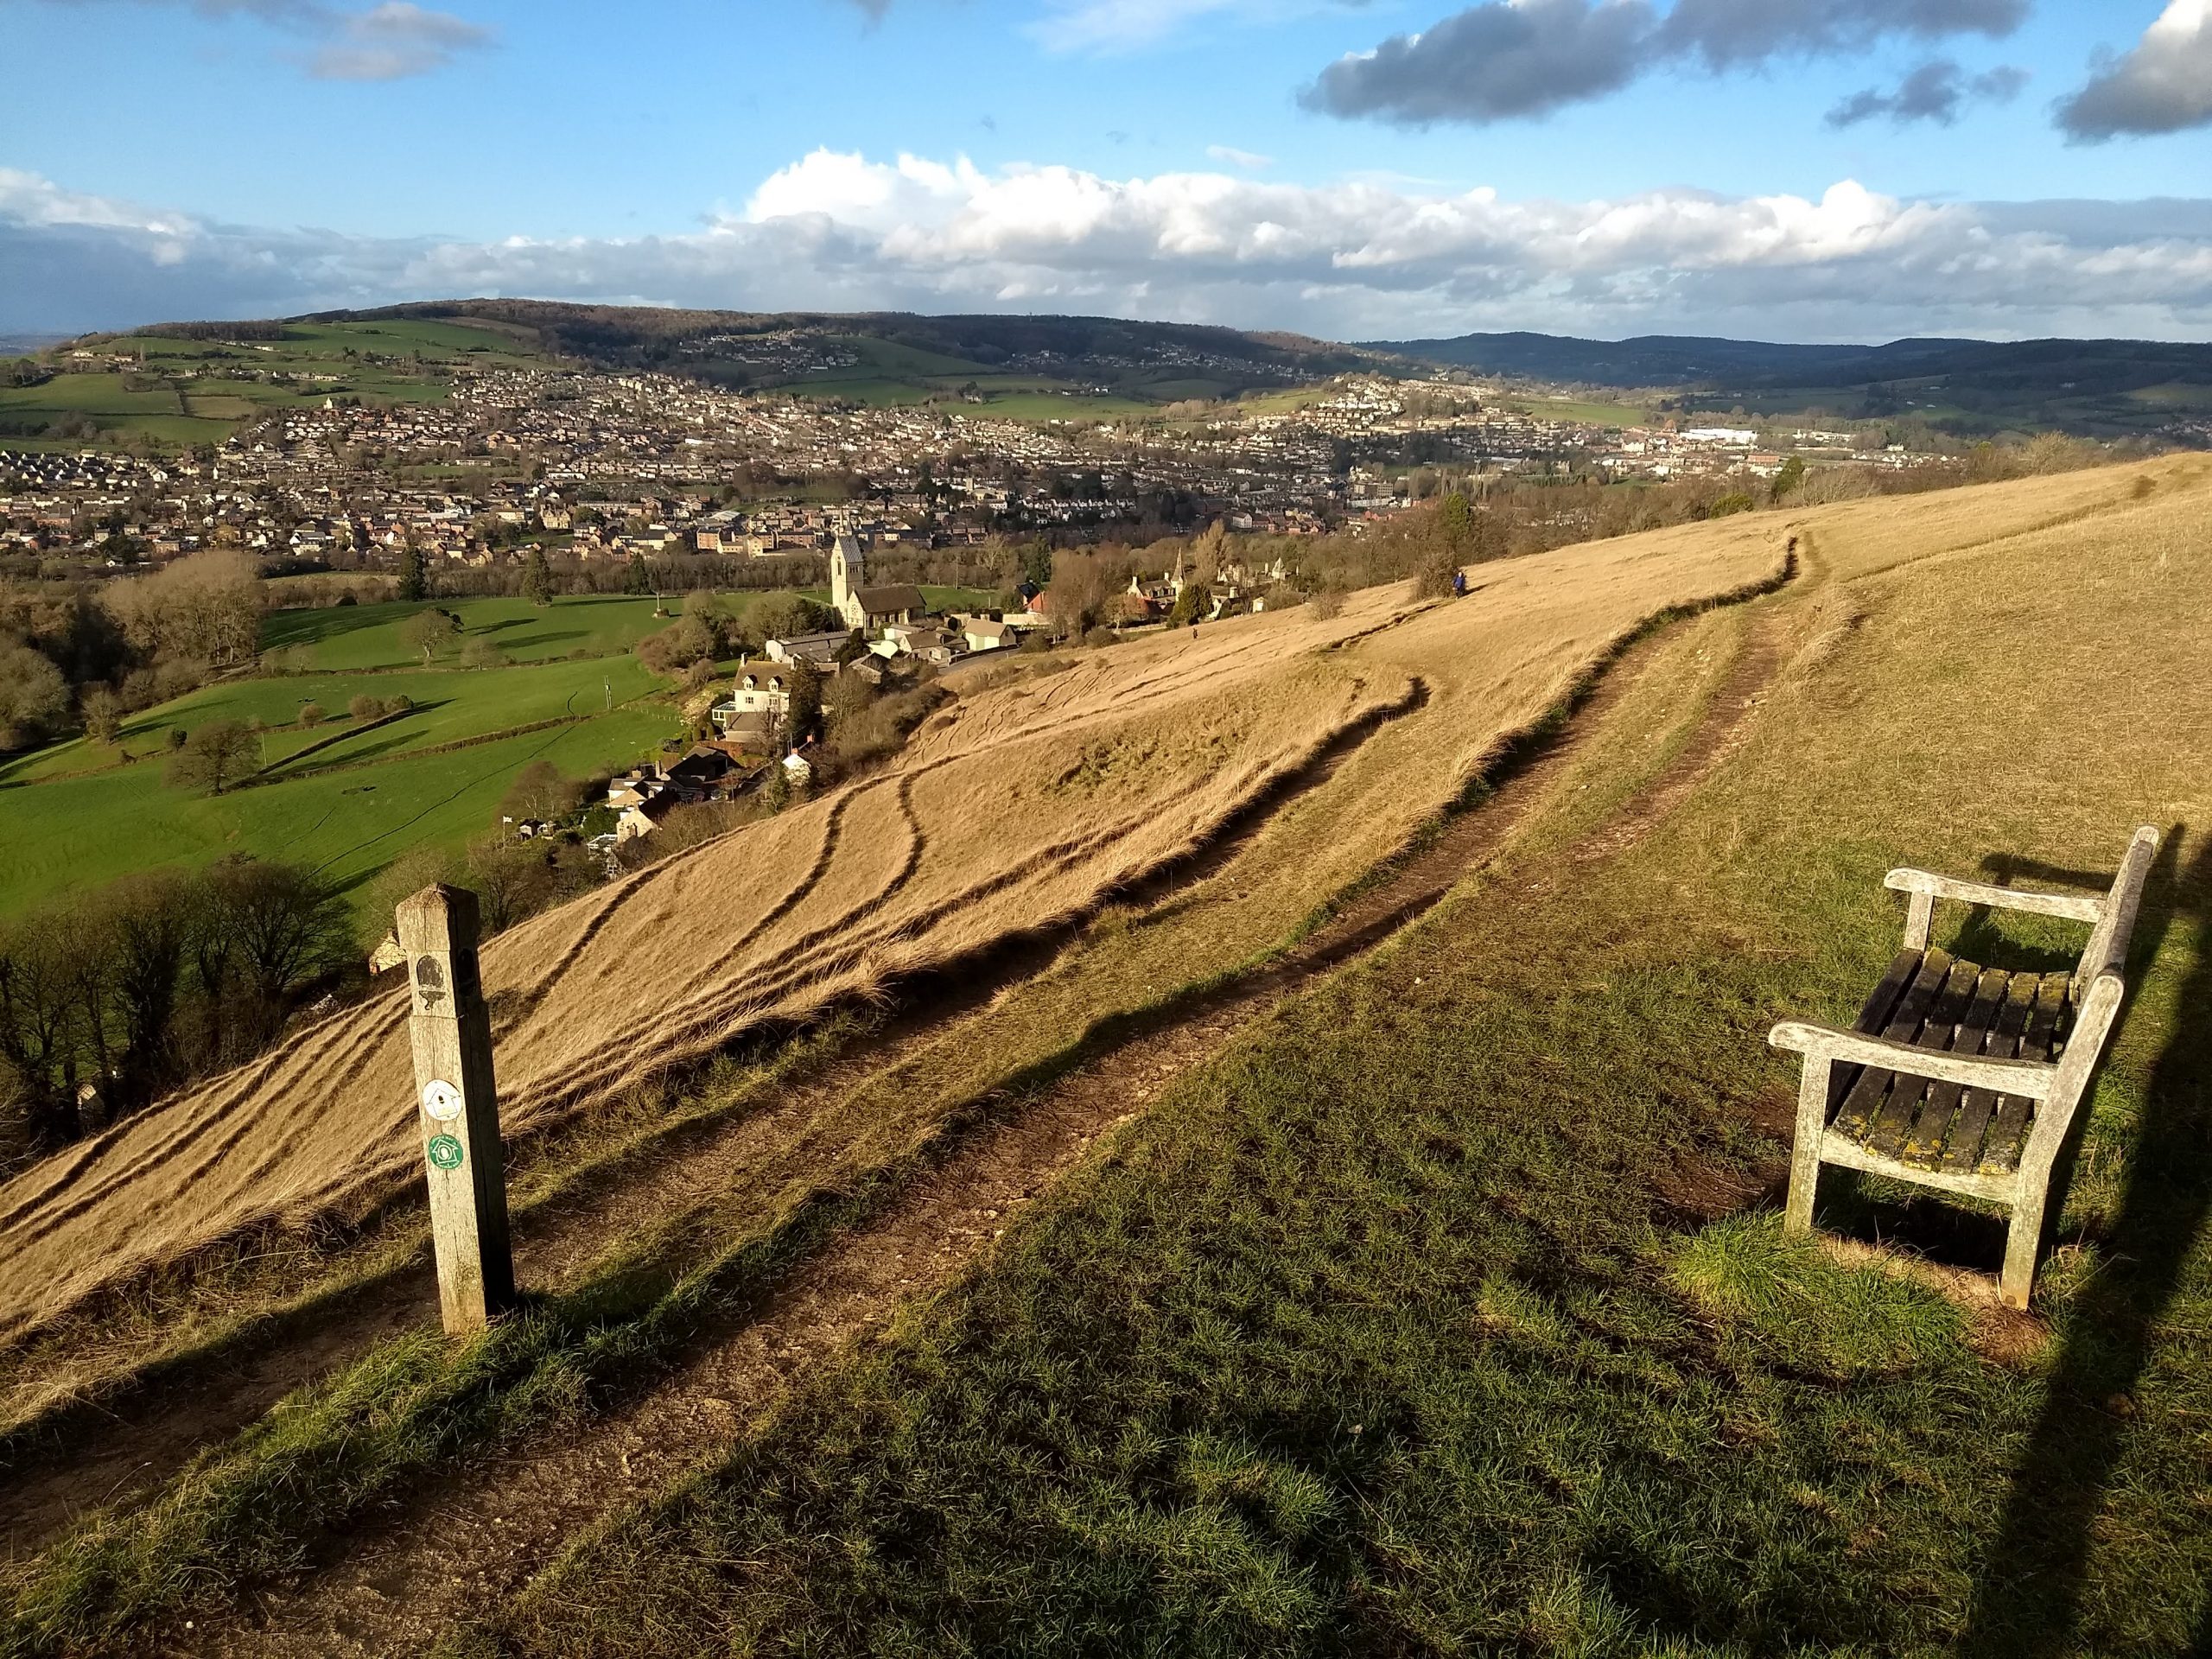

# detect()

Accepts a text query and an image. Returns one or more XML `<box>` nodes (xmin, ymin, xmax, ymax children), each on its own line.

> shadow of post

<box><xmin>1960</xmin><ymin>830</ymin><xmax>2210</xmax><ymax>1656</ymax></box>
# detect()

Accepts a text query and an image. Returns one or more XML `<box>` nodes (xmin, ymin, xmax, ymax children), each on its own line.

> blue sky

<box><xmin>3</xmin><ymin>0</ymin><xmax>2210</xmax><ymax>340</ymax></box>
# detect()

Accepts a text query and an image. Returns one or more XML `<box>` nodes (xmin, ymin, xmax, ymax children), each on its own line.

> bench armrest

<box><xmin>1883</xmin><ymin>869</ymin><xmax>2104</xmax><ymax>925</ymax></box>
<box><xmin>1769</xmin><ymin>1020</ymin><xmax>2058</xmax><ymax>1100</ymax></box>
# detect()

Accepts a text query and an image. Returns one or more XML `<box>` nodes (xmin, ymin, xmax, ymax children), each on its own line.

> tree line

<box><xmin>0</xmin><ymin>858</ymin><xmax>355</xmax><ymax>1165</ymax></box>
<box><xmin>1</xmin><ymin>549</ymin><xmax>263</xmax><ymax>751</ymax></box>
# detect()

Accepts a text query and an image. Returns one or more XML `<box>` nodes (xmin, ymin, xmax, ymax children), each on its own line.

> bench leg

<box><xmin>1784</xmin><ymin>1055</ymin><xmax>1832</xmax><ymax>1236</ymax></box>
<box><xmin>2000</xmin><ymin>1185</ymin><xmax>2047</xmax><ymax>1310</ymax></box>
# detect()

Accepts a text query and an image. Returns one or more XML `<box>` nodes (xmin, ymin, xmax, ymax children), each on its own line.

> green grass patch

<box><xmin>260</xmin><ymin>594</ymin><xmax>682</xmax><ymax>672</ymax></box>
<box><xmin>0</xmin><ymin>706</ymin><xmax>679</xmax><ymax>925</ymax></box>
<box><xmin>1671</xmin><ymin>1213</ymin><xmax>1967</xmax><ymax>1379</ymax></box>
<box><xmin>1502</xmin><ymin>393</ymin><xmax>1656</xmax><ymax>429</ymax></box>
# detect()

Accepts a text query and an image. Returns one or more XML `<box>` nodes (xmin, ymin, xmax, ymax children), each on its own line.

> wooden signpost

<box><xmin>398</xmin><ymin>884</ymin><xmax>516</xmax><ymax>1335</ymax></box>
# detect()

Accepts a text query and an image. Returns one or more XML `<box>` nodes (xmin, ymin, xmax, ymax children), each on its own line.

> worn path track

<box><xmin>167</xmin><ymin>581</ymin><xmax>1802</xmax><ymax>1658</ymax></box>
<box><xmin>0</xmin><ymin>678</ymin><xmax>1428</xmax><ymax>1558</ymax></box>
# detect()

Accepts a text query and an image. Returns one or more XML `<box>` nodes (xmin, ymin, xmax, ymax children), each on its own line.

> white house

<box><xmin>960</xmin><ymin>617</ymin><xmax>1015</xmax><ymax>654</ymax></box>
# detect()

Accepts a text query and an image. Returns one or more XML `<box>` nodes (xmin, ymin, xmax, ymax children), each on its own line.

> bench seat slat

<box><xmin>1979</xmin><ymin>974</ymin><xmax>2072</xmax><ymax>1175</ymax></box>
<box><xmin>1901</xmin><ymin>967</ymin><xmax>2013</xmax><ymax>1168</ymax></box>
<box><xmin>1831</xmin><ymin>950</ymin><xmax>1955</xmax><ymax>1141</ymax></box>
<box><xmin>1939</xmin><ymin>972</ymin><xmax>2041</xmax><ymax>1173</ymax></box>
<box><xmin>1828</xmin><ymin>948</ymin><xmax>1936</xmax><ymax>1116</ymax></box>
<box><xmin>1866</xmin><ymin>959</ymin><xmax>1984</xmax><ymax>1159</ymax></box>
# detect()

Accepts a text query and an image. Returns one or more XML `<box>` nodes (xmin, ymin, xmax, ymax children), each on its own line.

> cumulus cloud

<box><xmin>1652</xmin><ymin>0</ymin><xmax>2025</xmax><ymax>70</ymax></box>
<box><xmin>7</xmin><ymin>155</ymin><xmax>2212</xmax><ymax>342</ymax></box>
<box><xmin>2057</xmin><ymin>0</ymin><xmax>2212</xmax><ymax>140</ymax></box>
<box><xmin>1306</xmin><ymin>0</ymin><xmax>2027</xmax><ymax>124</ymax></box>
<box><xmin>1826</xmin><ymin>59</ymin><xmax>2028</xmax><ymax>126</ymax></box>
<box><xmin>19</xmin><ymin>0</ymin><xmax>492</xmax><ymax>79</ymax></box>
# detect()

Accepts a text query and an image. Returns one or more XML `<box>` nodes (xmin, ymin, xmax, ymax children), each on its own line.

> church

<box><xmin>829</xmin><ymin>534</ymin><xmax>928</xmax><ymax>635</ymax></box>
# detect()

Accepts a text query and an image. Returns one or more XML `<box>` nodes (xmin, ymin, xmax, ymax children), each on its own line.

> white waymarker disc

<box><xmin>422</xmin><ymin>1079</ymin><xmax>464</xmax><ymax>1122</ymax></box>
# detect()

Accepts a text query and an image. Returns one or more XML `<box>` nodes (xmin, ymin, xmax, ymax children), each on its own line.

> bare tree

<box><xmin>165</xmin><ymin>720</ymin><xmax>259</xmax><ymax>795</ymax></box>
<box><xmin>0</xmin><ymin>922</ymin><xmax>85</xmax><ymax>1147</ymax></box>
<box><xmin>397</xmin><ymin>608</ymin><xmax>460</xmax><ymax>665</ymax></box>
<box><xmin>102</xmin><ymin>549</ymin><xmax>264</xmax><ymax>669</ymax></box>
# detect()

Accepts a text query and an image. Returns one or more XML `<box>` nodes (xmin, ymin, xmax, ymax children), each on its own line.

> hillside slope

<box><xmin>3</xmin><ymin>460</ymin><xmax>2207</xmax><ymax>1655</ymax></box>
<box><xmin>486</xmin><ymin>454</ymin><xmax>2212</xmax><ymax>1658</ymax></box>
<box><xmin>0</xmin><ymin>515</ymin><xmax>1777</xmax><ymax>1347</ymax></box>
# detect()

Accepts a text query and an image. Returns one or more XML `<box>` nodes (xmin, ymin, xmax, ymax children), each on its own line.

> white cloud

<box><xmin>2057</xmin><ymin>0</ymin><xmax>2212</xmax><ymax>140</ymax></box>
<box><xmin>1206</xmin><ymin>144</ymin><xmax>1275</xmax><ymax>169</ymax></box>
<box><xmin>6</xmin><ymin>155</ymin><xmax>2212</xmax><ymax>341</ymax></box>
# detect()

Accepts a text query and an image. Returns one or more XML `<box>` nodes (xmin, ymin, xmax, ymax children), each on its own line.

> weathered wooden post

<box><xmin>397</xmin><ymin>884</ymin><xmax>515</xmax><ymax>1335</ymax></box>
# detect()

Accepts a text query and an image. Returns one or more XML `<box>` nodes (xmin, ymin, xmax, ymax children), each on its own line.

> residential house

<box><xmin>958</xmin><ymin>616</ymin><xmax>1015</xmax><ymax>654</ymax></box>
<box><xmin>765</xmin><ymin>630</ymin><xmax>849</xmax><ymax>668</ymax></box>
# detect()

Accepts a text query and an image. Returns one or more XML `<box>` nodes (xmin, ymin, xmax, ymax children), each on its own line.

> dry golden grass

<box><xmin>0</xmin><ymin>515</ymin><xmax>1788</xmax><ymax>1351</ymax></box>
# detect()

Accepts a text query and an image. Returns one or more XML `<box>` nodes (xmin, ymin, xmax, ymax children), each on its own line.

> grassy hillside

<box><xmin>0</xmin><ymin>705</ymin><xmax>677</xmax><ymax>920</ymax></box>
<box><xmin>1374</xmin><ymin>329</ymin><xmax>2212</xmax><ymax>439</ymax></box>
<box><xmin>1</xmin><ymin>461</ymin><xmax>2207</xmax><ymax>1656</ymax></box>
<box><xmin>488</xmin><ymin>459</ymin><xmax>2212</xmax><ymax>1656</ymax></box>
<box><xmin>747</xmin><ymin>334</ymin><xmax>1230</xmax><ymax>416</ymax></box>
<box><xmin>0</xmin><ymin>317</ymin><xmax>548</xmax><ymax>448</ymax></box>
<box><xmin>0</xmin><ymin>594</ymin><xmax>697</xmax><ymax>922</ymax></box>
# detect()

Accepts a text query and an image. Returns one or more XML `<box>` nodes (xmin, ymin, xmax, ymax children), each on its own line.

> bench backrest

<box><xmin>2027</xmin><ymin>823</ymin><xmax>2161</xmax><ymax>1179</ymax></box>
<box><xmin>2077</xmin><ymin>823</ymin><xmax>2161</xmax><ymax>995</ymax></box>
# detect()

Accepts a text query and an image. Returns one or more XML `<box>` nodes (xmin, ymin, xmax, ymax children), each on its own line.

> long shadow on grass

<box><xmin>1959</xmin><ymin>830</ymin><xmax>2209</xmax><ymax>1658</ymax></box>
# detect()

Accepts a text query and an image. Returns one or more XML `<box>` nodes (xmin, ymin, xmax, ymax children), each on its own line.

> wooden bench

<box><xmin>1770</xmin><ymin>825</ymin><xmax>2159</xmax><ymax>1307</ymax></box>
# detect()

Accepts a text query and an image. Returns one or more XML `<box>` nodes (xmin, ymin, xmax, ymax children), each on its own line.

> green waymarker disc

<box><xmin>427</xmin><ymin>1134</ymin><xmax>465</xmax><ymax>1172</ymax></box>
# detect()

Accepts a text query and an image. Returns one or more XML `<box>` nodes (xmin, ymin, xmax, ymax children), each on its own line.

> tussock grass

<box><xmin>1672</xmin><ymin>1214</ymin><xmax>1965</xmax><ymax>1380</ymax></box>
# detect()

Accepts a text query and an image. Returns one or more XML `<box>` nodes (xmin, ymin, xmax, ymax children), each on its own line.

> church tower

<box><xmin>830</xmin><ymin>534</ymin><xmax>866</xmax><ymax>629</ymax></box>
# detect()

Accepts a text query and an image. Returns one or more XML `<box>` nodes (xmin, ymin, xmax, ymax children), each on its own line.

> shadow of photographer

<box><xmin>1958</xmin><ymin>826</ymin><xmax>2209</xmax><ymax>1656</ymax></box>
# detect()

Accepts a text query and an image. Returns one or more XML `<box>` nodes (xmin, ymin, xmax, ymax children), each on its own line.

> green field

<box><xmin>0</xmin><ymin>579</ymin><xmax>1019</xmax><ymax>922</ymax></box>
<box><xmin>260</xmin><ymin>594</ymin><xmax>683</xmax><ymax>672</ymax></box>
<box><xmin>0</xmin><ymin>590</ymin><xmax>699</xmax><ymax>924</ymax></box>
<box><xmin>3</xmin><ymin>654</ymin><xmax>665</xmax><ymax>789</ymax></box>
<box><xmin>2</xmin><ymin>319</ymin><xmax>549</xmax><ymax>448</ymax></box>
<box><xmin>1503</xmin><ymin>392</ymin><xmax>1656</xmax><ymax>428</ymax></box>
<box><xmin>0</xmin><ymin>705</ymin><xmax>678</xmax><ymax>925</ymax></box>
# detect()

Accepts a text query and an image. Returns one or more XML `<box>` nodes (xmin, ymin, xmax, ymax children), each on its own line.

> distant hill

<box><xmin>1361</xmin><ymin>331</ymin><xmax>1979</xmax><ymax>384</ymax></box>
<box><xmin>300</xmin><ymin>300</ymin><xmax>1381</xmax><ymax>410</ymax></box>
<box><xmin>1366</xmin><ymin>330</ymin><xmax>2212</xmax><ymax>439</ymax></box>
